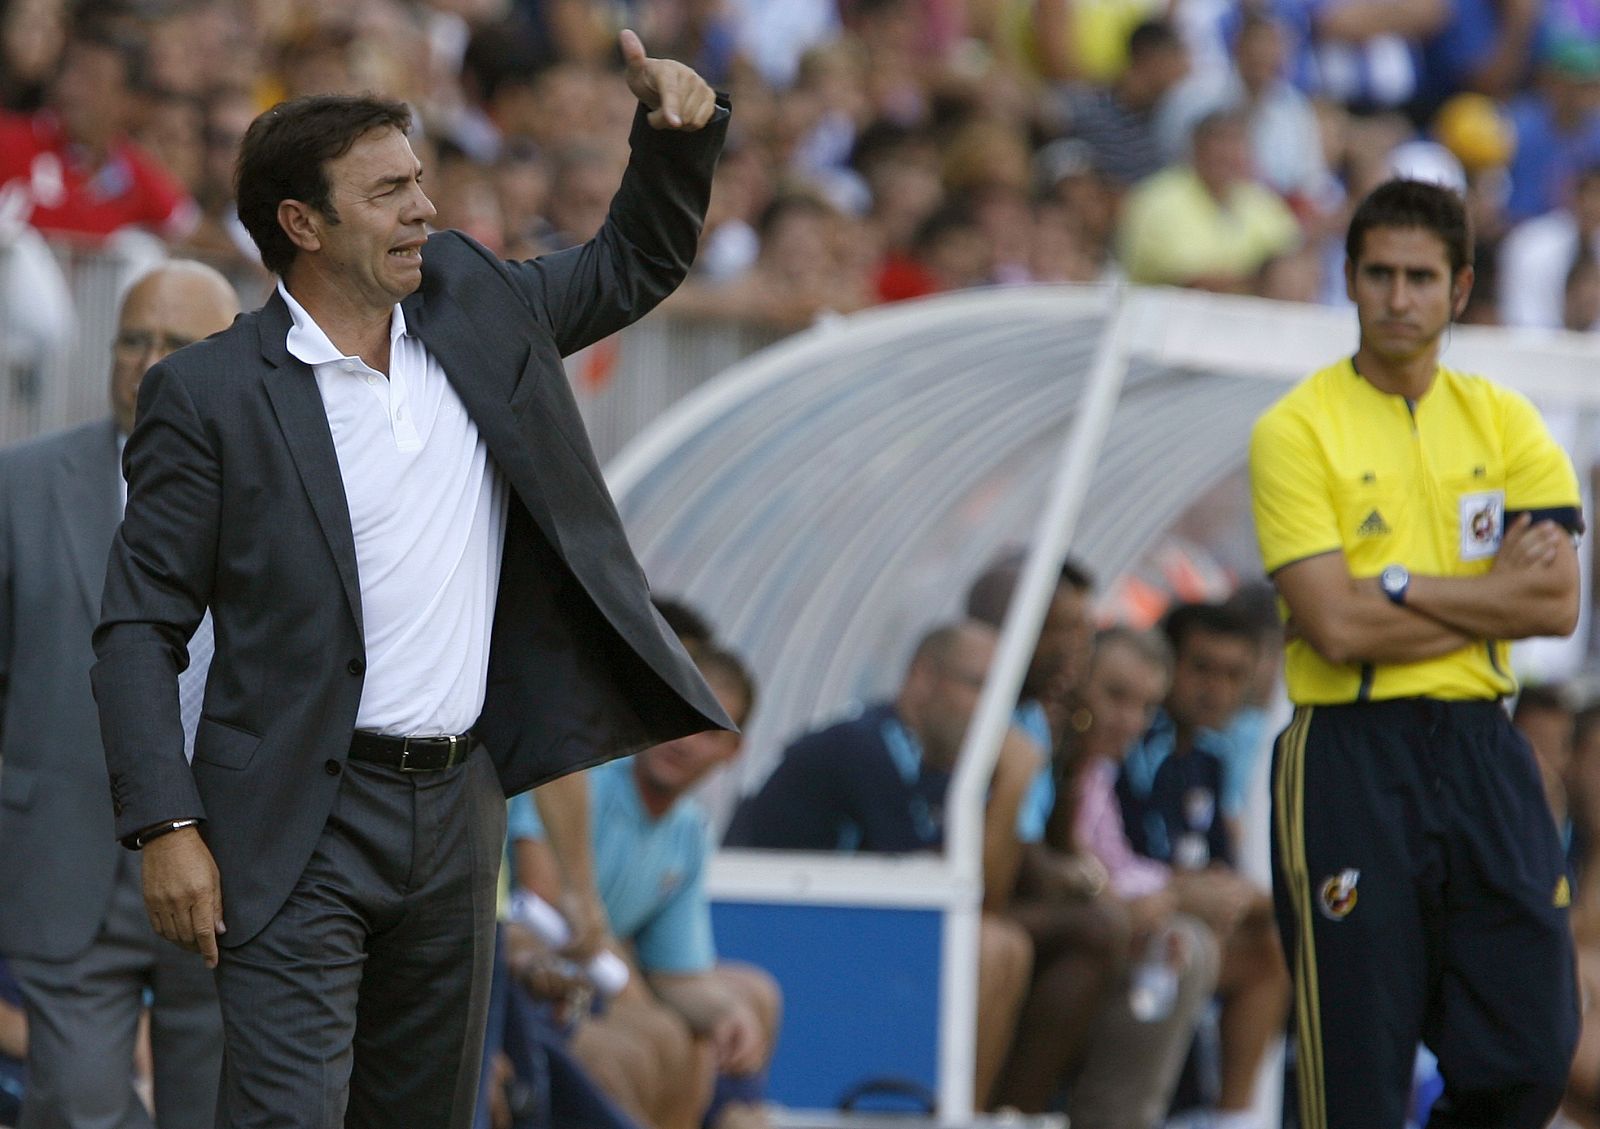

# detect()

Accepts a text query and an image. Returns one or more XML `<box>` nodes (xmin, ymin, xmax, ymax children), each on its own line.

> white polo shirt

<box><xmin>279</xmin><ymin>282</ymin><xmax>509</xmax><ymax>736</ymax></box>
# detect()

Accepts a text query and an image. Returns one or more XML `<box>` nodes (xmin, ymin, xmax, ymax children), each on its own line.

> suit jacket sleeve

<box><xmin>500</xmin><ymin>97</ymin><xmax>730</xmax><ymax>356</ymax></box>
<box><xmin>92</xmin><ymin>361</ymin><xmax>217</xmax><ymax>839</ymax></box>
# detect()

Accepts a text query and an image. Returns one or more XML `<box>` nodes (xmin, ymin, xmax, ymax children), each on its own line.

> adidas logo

<box><xmin>1357</xmin><ymin>510</ymin><xmax>1390</xmax><ymax>537</ymax></box>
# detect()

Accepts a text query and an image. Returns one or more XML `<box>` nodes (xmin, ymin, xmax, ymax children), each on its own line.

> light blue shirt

<box><xmin>1013</xmin><ymin>701</ymin><xmax>1055</xmax><ymax>844</ymax></box>
<box><xmin>506</xmin><ymin>758</ymin><xmax>715</xmax><ymax>974</ymax></box>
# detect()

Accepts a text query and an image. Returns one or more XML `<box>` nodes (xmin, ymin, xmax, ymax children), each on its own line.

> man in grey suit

<box><xmin>92</xmin><ymin>31</ymin><xmax>732</xmax><ymax>1129</ymax></box>
<box><xmin>0</xmin><ymin>261</ymin><xmax>239</xmax><ymax>1128</ymax></box>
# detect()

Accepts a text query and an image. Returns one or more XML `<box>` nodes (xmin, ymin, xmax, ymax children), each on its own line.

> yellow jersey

<box><xmin>1250</xmin><ymin>357</ymin><xmax>1582</xmax><ymax>704</ymax></box>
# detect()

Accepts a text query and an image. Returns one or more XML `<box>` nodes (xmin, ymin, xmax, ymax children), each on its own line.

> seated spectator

<box><xmin>511</xmin><ymin>646</ymin><xmax>781</xmax><ymax>1129</ymax></box>
<box><xmin>1504</xmin><ymin>36</ymin><xmax>1600</xmax><ymax>224</ymax></box>
<box><xmin>1161</xmin><ymin>11</ymin><xmax>1335</xmax><ymax>213</ymax></box>
<box><xmin>1568</xmin><ymin>250</ymin><xmax>1600</xmax><ymax>332</ymax></box>
<box><xmin>725</xmin><ymin>622</ymin><xmax>1038</xmax><ymax>1106</ymax></box>
<box><xmin>1060</xmin><ymin>19</ymin><xmax>1191</xmax><ymax>191</ymax></box>
<box><xmin>1118</xmin><ymin>108</ymin><xmax>1301</xmax><ymax>290</ymax></box>
<box><xmin>1499</xmin><ymin>161</ymin><xmax>1600</xmax><ymax>328</ymax></box>
<box><xmin>0</xmin><ymin>22</ymin><xmax>196</xmax><ymax>244</ymax></box>
<box><xmin>1550</xmin><ymin>703</ymin><xmax>1600</xmax><ymax>1127</ymax></box>
<box><xmin>669</xmin><ymin>191</ymin><xmax>874</xmax><ymax>328</ymax></box>
<box><xmin>1077</xmin><ymin>627</ymin><xmax>1290</xmax><ymax>1129</ymax></box>
<box><xmin>1118</xmin><ymin>602</ymin><xmax>1259</xmax><ymax>871</ymax></box>
<box><xmin>1019</xmin><ymin>626</ymin><xmax>1223</xmax><ymax>1128</ymax></box>
<box><xmin>475</xmin><ymin>923</ymin><xmax>642</xmax><ymax>1129</ymax></box>
<box><xmin>972</xmin><ymin>593</ymin><xmax>1223</xmax><ymax>1128</ymax></box>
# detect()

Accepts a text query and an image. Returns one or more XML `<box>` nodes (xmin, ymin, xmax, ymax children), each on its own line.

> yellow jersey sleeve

<box><xmin>1250</xmin><ymin>402</ymin><xmax>1342</xmax><ymax>575</ymax></box>
<box><xmin>1499</xmin><ymin>387</ymin><xmax>1582</xmax><ymax>528</ymax></box>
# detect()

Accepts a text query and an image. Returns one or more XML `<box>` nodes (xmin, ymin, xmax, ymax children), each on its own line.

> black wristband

<box><xmin>122</xmin><ymin>818</ymin><xmax>201</xmax><ymax>851</ymax></box>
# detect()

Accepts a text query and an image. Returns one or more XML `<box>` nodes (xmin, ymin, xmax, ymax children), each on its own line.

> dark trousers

<box><xmin>214</xmin><ymin>746</ymin><xmax>506</xmax><ymax>1129</ymax></box>
<box><xmin>1271</xmin><ymin>700</ymin><xmax>1578</xmax><ymax>1129</ymax></box>
<box><xmin>12</xmin><ymin>852</ymin><xmax>221</xmax><ymax>1129</ymax></box>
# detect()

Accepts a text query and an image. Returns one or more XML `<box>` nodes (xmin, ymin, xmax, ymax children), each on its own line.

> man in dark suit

<box><xmin>0</xmin><ymin>261</ymin><xmax>238</xmax><ymax>1128</ymax></box>
<box><xmin>91</xmin><ymin>31</ymin><xmax>731</xmax><ymax>1129</ymax></box>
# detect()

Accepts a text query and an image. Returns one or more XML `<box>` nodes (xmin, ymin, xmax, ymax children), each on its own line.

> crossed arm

<box><xmin>1273</xmin><ymin>513</ymin><xmax>1580</xmax><ymax>667</ymax></box>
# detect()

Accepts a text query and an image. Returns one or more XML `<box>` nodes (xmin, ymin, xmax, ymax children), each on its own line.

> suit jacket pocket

<box><xmin>0</xmin><ymin>766</ymin><xmax>36</xmax><ymax>810</ymax></box>
<box><xmin>193</xmin><ymin>716</ymin><xmax>262</xmax><ymax>771</ymax></box>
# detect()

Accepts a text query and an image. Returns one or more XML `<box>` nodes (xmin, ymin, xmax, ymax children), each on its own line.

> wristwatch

<box><xmin>1379</xmin><ymin>564</ymin><xmax>1411</xmax><ymax>606</ymax></box>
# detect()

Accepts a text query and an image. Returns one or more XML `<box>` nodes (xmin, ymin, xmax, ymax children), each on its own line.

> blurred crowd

<box><xmin>2</xmin><ymin>0</ymin><xmax>1599</xmax><ymax>344</ymax></box>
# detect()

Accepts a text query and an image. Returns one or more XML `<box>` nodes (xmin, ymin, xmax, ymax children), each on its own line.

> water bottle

<box><xmin>1128</xmin><ymin>926</ymin><xmax>1178</xmax><ymax>1023</ymax></box>
<box><xmin>507</xmin><ymin>890</ymin><xmax>631</xmax><ymax>998</ymax></box>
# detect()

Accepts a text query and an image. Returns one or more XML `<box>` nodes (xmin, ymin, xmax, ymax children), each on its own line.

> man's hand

<box><xmin>140</xmin><ymin>826</ymin><xmax>225</xmax><ymax>968</ymax></box>
<box><xmin>558</xmin><ymin>886</ymin><xmax>609</xmax><ymax>963</ymax></box>
<box><xmin>709</xmin><ymin>999</ymin><xmax>766</xmax><ymax>1075</ymax></box>
<box><xmin>619</xmin><ymin>29</ymin><xmax>718</xmax><ymax>131</ymax></box>
<box><xmin>1494</xmin><ymin>512</ymin><xmax>1566</xmax><ymax>573</ymax></box>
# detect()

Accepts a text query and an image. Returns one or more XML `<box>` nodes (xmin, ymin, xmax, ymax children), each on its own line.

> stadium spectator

<box><xmin>1118</xmin><ymin>603</ymin><xmax>1257</xmax><ymax>871</ymax></box>
<box><xmin>512</xmin><ymin>646</ymin><xmax>782</xmax><ymax>1129</ymax></box>
<box><xmin>1163</xmin><ymin>11</ymin><xmax>1335</xmax><ymax>212</ymax></box>
<box><xmin>1075</xmin><ymin>625</ymin><xmax>1290</xmax><ymax>1128</ymax></box>
<box><xmin>1118</xmin><ymin>108</ymin><xmax>1301</xmax><ymax>290</ymax></box>
<box><xmin>725</xmin><ymin>622</ymin><xmax>1039</xmax><ymax>1107</ymax></box>
<box><xmin>474</xmin><ymin>922</ymin><xmax>642</xmax><ymax>1129</ymax></box>
<box><xmin>1567</xmin><ymin>250</ymin><xmax>1600</xmax><ymax>331</ymax></box>
<box><xmin>1032</xmin><ymin>627</ymin><xmax>1225</xmax><ymax>1127</ymax></box>
<box><xmin>1284</xmin><ymin>0</ymin><xmax>1446</xmax><ymax>114</ymax></box>
<box><xmin>0</xmin><ymin>0</ymin><xmax>64</xmax><ymax>112</ymax></box>
<box><xmin>955</xmin><ymin>557</ymin><xmax>1210</xmax><ymax>1119</ymax></box>
<box><xmin>1035</xmin><ymin>137</ymin><xmax>1120</xmax><ymax>275</ymax></box>
<box><xmin>1503</xmin><ymin>36</ymin><xmax>1600</xmax><ymax>223</ymax></box>
<box><xmin>1061</xmin><ymin>18</ymin><xmax>1191</xmax><ymax>190</ymax></box>
<box><xmin>1498</xmin><ymin>160</ymin><xmax>1600</xmax><ymax>327</ymax></box>
<box><xmin>0</xmin><ymin>22</ymin><xmax>196</xmax><ymax>243</ymax></box>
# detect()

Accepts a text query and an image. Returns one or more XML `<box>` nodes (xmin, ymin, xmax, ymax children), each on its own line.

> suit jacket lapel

<box><xmin>402</xmin><ymin>289</ymin><xmax>565</xmax><ymax>554</ymax></box>
<box><xmin>257</xmin><ymin>292</ymin><xmax>365</xmax><ymax>638</ymax></box>
<box><xmin>55</xmin><ymin>420</ymin><xmax>122</xmax><ymax>620</ymax></box>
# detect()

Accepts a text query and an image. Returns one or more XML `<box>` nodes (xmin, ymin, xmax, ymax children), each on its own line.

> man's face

<box><xmin>1346</xmin><ymin>225</ymin><xmax>1468</xmax><ymax>365</ymax></box>
<box><xmin>1026</xmin><ymin>583</ymin><xmax>1092</xmax><ymax>700</ymax></box>
<box><xmin>111</xmin><ymin>269</ymin><xmax>239</xmax><ymax>434</ymax></box>
<box><xmin>303</xmin><ymin>126</ymin><xmax>436</xmax><ymax>312</ymax></box>
<box><xmin>1083</xmin><ymin>642</ymin><xmax>1168</xmax><ymax>762</ymax></box>
<box><xmin>915</xmin><ymin>629</ymin><xmax>996</xmax><ymax>769</ymax></box>
<box><xmin>1167</xmin><ymin>629</ymin><xmax>1256</xmax><ymax>733</ymax></box>
<box><xmin>634</xmin><ymin>675</ymin><xmax>749</xmax><ymax>799</ymax></box>
<box><xmin>51</xmin><ymin>41</ymin><xmax>128</xmax><ymax>148</ymax></box>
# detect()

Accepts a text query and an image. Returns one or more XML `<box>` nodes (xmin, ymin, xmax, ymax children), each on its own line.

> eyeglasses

<box><xmin>114</xmin><ymin>331</ymin><xmax>197</xmax><ymax>357</ymax></box>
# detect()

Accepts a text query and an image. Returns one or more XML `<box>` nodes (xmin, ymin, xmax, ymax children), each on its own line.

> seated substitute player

<box><xmin>1249</xmin><ymin>177</ymin><xmax>1584</xmax><ymax>1129</ymax></box>
<box><xmin>508</xmin><ymin>646</ymin><xmax>781</xmax><ymax>1129</ymax></box>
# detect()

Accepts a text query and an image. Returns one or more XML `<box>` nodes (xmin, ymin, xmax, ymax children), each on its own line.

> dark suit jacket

<box><xmin>92</xmin><ymin>104</ymin><xmax>733</xmax><ymax>947</ymax></box>
<box><xmin>0</xmin><ymin>420</ymin><xmax>126</xmax><ymax>960</ymax></box>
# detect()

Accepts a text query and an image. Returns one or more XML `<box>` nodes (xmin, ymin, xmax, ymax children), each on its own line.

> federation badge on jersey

<box><xmin>1458</xmin><ymin>490</ymin><xmax>1504</xmax><ymax>561</ymax></box>
<box><xmin>1318</xmin><ymin>868</ymin><xmax>1360</xmax><ymax>920</ymax></box>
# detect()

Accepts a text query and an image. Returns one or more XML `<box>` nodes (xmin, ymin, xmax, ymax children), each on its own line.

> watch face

<box><xmin>1382</xmin><ymin>565</ymin><xmax>1407</xmax><ymax>595</ymax></box>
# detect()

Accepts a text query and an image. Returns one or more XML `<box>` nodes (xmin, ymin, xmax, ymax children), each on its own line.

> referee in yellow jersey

<box><xmin>1249</xmin><ymin>179</ymin><xmax>1583</xmax><ymax>1129</ymax></box>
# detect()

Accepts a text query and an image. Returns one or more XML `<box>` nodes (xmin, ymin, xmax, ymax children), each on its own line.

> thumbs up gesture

<box><xmin>620</xmin><ymin>29</ymin><xmax>718</xmax><ymax>131</ymax></box>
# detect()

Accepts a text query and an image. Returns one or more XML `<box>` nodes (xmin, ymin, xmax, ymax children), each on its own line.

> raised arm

<box><xmin>500</xmin><ymin>30</ymin><xmax>729</xmax><ymax>356</ymax></box>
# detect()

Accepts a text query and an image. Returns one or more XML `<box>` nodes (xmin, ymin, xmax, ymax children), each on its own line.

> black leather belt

<box><xmin>348</xmin><ymin>730</ymin><xmax>476</xmax><ymax>772</ymax></box>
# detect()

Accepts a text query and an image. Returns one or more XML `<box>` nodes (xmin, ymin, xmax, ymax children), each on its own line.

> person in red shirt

<box><xmin>0</xmin><ymin>24</ymin><xmax>196</xmax><ymax>245</ymax></box>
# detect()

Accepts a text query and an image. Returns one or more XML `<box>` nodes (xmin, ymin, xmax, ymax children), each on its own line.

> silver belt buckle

<box><xmin>398</xmin><ymin>736</ymin><xmax>420</xmax><ymax>772</ymax></box>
